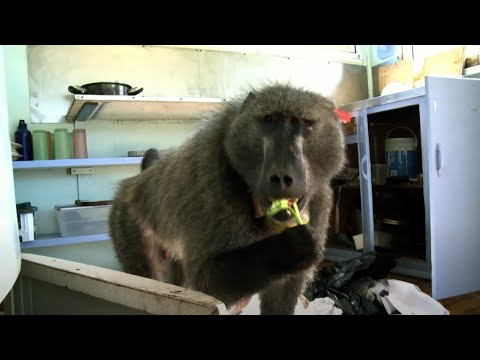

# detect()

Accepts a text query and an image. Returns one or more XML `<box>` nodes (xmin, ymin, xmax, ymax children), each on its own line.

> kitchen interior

<box><xmin>2</xmin><ymin>44</ymin><xmax>480</xmax><ymax>315</ymax></box>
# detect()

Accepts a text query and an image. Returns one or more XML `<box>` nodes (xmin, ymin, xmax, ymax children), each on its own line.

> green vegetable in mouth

<box><xmin>266</xmin><ymin>199</ymin><xmax>304</xmax><ymax>225</ymax></box>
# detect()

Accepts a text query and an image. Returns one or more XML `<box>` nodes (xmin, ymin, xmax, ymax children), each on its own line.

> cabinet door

<box><xmin>426</xmin><ymin>76</ymin><xmax>480</xmax><ymax>300</ymax></box>
<box><xmin>357</xmin><ymin>105</ymin><xmax>375</xmax><ymax>252</ymax></box>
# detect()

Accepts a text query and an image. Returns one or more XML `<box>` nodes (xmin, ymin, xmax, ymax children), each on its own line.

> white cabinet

<box><xmin>326</xmin><ymin>76</ymin><xmax>480</xmax><ymax>300</ymax></box>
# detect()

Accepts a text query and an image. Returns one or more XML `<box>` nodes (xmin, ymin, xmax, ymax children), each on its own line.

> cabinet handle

<box><xmin>361</xmin><ymin>155</ymin><xmax>369</xmax><ymax>180</ymax></box>
<box><xmin>436</xmin><ymin>143</ymin><xmax>443</xmax><ymax>176</ymax></box>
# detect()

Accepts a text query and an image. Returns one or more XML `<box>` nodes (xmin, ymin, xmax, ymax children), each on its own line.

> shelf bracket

<box><xmin>71</xmin><ymin>167</ymin><xmax>94</xmax><ymax>175</ymax></box>
<box><xmin>75</xmin><ymin>102</ymin><xmax>101</xmax><ymax>122</ymax></box>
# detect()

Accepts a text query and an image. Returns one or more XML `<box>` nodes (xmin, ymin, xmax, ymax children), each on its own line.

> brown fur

<box><xmin>109</xmin><ymin>82</ymin><xmax>346</xmax><ymax>314</ymax></box>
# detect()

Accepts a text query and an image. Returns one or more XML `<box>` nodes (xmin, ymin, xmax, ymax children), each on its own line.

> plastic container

<box><xmin>16</xmin><ymin>202</ymin><xmax>38</xmax><ymax>242</ymax></box>
<box><xmin>352</xmin><ymin>231</ymin><xmax>393</xmax><ymax>251</ymax></box>
<box><xmin>54</xmin><ymin>128</ymin><xmax>72</xmax><ymax>159</ymax></box>
<box><xmin>47</xmin><ymin>131</ymin><xmax>55</xmax><ymax>159</ymax></box>
<box><xmin>15</xmin><ymin>120</ymin><xmax>33</xmax><ymax>161</ymax></box>
<box><xmin>371</xmin><ymin>164</ymin><xmax>388</xmax><ymax>185</ymax></box>
<box><xmin>73</xmin><ymin>129</ymin><xmax>88</xmax><ymax>158</ymax></box>
<box><xmin>33</xmin><ymin>130</ymin><xmax>49</xmax><ymax>160</ymax></box>
<box><xmin>55</xmin><ymin>204</ymin><xmax>111</xmax><ymax>237</ymax></box>
<box><xmin>385</xmin><ymin>127</ymin><xmax>418</xmax><ymax>178</ymax></box>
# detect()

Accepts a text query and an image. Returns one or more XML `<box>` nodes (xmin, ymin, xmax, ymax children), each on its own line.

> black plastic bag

<box><xmin>304</xmin><ymin>252</ymin><xmax>397</xmax><ymax>315</ymax></box>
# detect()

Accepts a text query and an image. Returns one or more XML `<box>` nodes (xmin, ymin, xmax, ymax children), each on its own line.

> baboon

<box><xmin>109</xmin><ymin>82</ymin><xmax>346</xmax><ymax>314</ymax></box>
<box><xmin>140</xmin><ymin>148</ymin><xmax>161</xmax><ymax>171</ymax></box>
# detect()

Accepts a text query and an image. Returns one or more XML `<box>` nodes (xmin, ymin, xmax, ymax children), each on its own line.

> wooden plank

<box><xmin>378</xmin><ymin>59</ymin><xmax>414</xmax><ymax>95</ymax></box>
<box><xmin>20</xmin><ymin>253</ymin><xmax>227</xmax><ymax>315</ymax></box>
<box><xmin>417</xmin><ymin>46</ymin><xmax>466</xmax><ymax>87</ymax></box>
<box><xmin>65</xmin><ymin>95</ymin><xmax>226</xmax><ymax>122</ymax></box>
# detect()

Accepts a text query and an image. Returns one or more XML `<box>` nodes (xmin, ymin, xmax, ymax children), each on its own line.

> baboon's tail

<box><xmin>141</xmin><ymin>148</ymin><xmax>161</xmax><ymax>171</ymax></box>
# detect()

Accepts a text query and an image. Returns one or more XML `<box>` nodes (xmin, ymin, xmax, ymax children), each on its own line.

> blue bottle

<box><xmin>15</xmin><ymin>120</ymin><xmax>33</xmax><ymax>161</ymax></box>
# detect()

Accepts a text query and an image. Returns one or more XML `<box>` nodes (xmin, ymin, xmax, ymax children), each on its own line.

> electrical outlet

<box><xmin>71</xmin><ymin>167</ymin><xmax>94</xmax><ymax>175</ymax></box>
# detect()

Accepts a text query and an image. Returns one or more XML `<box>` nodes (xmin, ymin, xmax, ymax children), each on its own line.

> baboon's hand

<box><xmin>270</xmin><ymin>225</ymin><xmax>319</xmax><ymax>274</ymax></box>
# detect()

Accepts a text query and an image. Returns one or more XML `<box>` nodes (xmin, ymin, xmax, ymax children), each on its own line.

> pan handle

<box><xmin>68</xmin><ymin>85</ymin><xmax>87</xmax><ymax>94</ymax></box>
<box><xmin>75</xmin><ymin>200</ymin><xmax>113</xmax><ymax>206</ymax></box>
<box><xmin>128</xmin><ymin>87</ymin><xmax>143</xmax><ymax>96</ymax></box>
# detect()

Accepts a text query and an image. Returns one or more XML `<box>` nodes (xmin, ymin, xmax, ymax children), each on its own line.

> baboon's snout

<box><xmin>260</xmin><ymin>139</ymin><xmax>306</xmax><ymax>201</ymax></box>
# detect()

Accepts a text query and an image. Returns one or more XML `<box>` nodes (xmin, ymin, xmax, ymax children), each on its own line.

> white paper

<box><xmin>230</xmin><ymin>294</ymin><xmax>343</xmax><ymax>315</ymax></box>
<box><xmin>382</xmin><ymin>279</ymin><xmax>450</xmax><ymax>315</ymax></box>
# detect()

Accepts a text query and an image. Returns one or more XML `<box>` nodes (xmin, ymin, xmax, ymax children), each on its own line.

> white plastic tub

<box><xmin>55</xmin><ymin>204</ymin><xmax>111</xmax><ymax>237</ymax></box>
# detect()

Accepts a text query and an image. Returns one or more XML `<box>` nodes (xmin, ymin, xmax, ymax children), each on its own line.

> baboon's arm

<box><xmin>191</xmin><ymin>225</ymin><xmax>319</xmax><ymax>304</ymax></box>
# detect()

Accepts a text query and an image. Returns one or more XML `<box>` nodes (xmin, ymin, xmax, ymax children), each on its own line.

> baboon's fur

<box><xmin>109</xmin><ymin>82</ymin><xmax>346</xmax><ymax>314</ymax></box>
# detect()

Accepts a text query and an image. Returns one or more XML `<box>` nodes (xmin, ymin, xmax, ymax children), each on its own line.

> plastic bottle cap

<box><xmin>18</xmin><ymin>119</ymin><xmax>27</xmax><ymax>129</ymax></box>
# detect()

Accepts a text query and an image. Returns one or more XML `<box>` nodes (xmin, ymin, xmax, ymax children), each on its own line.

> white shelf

<box><xmin>463</xmin><ymin>64</ymin><xmax>480</xmax><ymax>78</ymax></box>
<box><xmin>20</xmin><ymin>233</ymin><xmax>110</xmax><ymax>249</ymax></box>
<box><xmin>12</xmin><ymin>157</ymin><xmax>142</xmax><ymax>170</ymax></box>
<box><xmin>66</xmin><ymin>94</ymin><xmax>227</xmax><ymax>122</ymax></box>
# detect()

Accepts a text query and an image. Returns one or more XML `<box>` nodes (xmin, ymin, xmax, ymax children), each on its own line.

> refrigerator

<box><xmin>0</xmin><ymin>45</ymin><xmax>21</xmax><ymax>303</ymax></box>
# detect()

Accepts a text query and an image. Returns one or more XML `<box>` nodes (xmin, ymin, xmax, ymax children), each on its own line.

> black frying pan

<box><xmin>68</xmin><ymin>82</ymin><xmax>143</xmax><ymax>96</ymax></box>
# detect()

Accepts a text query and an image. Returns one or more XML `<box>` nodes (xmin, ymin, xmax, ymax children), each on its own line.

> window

<box><xmin>376</xmin><ymin>45</ymin><xmax>397</xmax><ymax>60</ymax></box>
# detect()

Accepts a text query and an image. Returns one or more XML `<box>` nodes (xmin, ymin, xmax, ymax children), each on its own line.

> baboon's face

<box><xmin>257</xmin><ymin>112</ymin><xmax>313</xmax><ymax>220</ymax></box>
<box><xmin>224</xmin><ymin>84</ymin><xmax>345</xmax><ymax>222</ymax></box>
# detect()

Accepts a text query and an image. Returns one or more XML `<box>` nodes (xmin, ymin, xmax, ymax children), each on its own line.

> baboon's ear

<box><xmin>241</xmin><ymin>92</ymin><xmax>256</xmax><ymax>111</ymax></box>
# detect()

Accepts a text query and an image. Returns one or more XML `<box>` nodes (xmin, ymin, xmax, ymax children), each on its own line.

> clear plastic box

<box><xmin>55</xmin><ymin>204</ymin><xmax>111</xmax><ymax>237</ymax></box>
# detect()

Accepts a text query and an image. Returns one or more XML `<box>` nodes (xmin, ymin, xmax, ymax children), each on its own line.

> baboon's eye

<box><xmin>264</xmin><ymin>114</ymin><xmax>273</xmax><ymax>123</ymax></box>
<box><xmin>292</xmin><ymin>117</ymin><xmax>315</xmax><ymax>128</ymax></box>
<box><xmin>304</xmin><ymin>119</ymin><xmax>315</xmax><ymax>128</ymax></box>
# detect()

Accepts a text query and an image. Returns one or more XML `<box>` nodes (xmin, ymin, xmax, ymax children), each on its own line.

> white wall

<box><xmin>3</xmin><ymin>45</ymin><xmax>30</xmax><ymax>141</ymax></box>
<box><xmin>8</xmin><ymin>45</ymin><xmax>368</xmax><ymax>235</ymax></box>
<box><xmin>166</xmin><ymin>45</ymin><xmax>359</xmax><ymax>59</ymax></box>
<box><xmin>27</xmin><ymin>45</ymin><xmax>365</xmax><ymax>124</ymax></box>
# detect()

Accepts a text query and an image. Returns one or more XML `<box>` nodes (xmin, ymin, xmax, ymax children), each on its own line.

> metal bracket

<box><xmin>71</xmin><ymin>167</ymin><xmax>94</xmax><ymax>175</ymax></box>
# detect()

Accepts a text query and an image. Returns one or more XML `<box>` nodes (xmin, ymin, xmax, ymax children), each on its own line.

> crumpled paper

<box><xmin>368</xmin><ymin>279</ymin><xmax>450</xmax><ymax>315</ymax></box>
<box><xmin>229</xmin><ymin>294</ymin><xmax>343</xmax><ymax>315</ymax></box>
